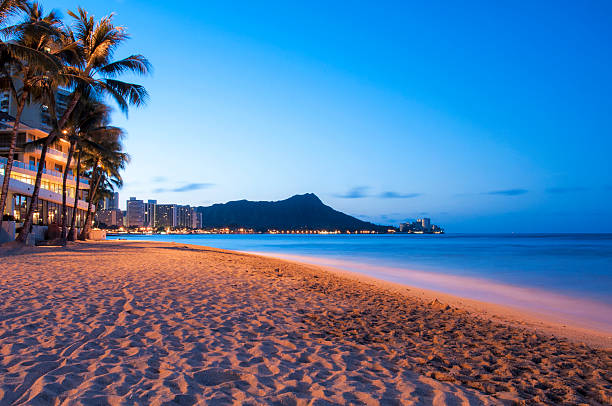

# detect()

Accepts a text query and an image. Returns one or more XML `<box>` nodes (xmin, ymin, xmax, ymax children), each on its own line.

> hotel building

<box><xmin>418</xmin><ymin>217</ymin><xmax>431</xmax><ymax>231</ymax></box>
<box><xmin>177</xmin><ymin>205</ymin><xmax>194</xmax><ymax>229</ymax></box>
<box><xmin>96</xmin><ymin>195</ymin><xmax>202</xmax><ymax>230</ymax></box>
<box><xmin>144</xmin><ymin>199</ymin><xmax>157</xmax><ymax>227</ymax></box>
<box><xmin>96</xmin><ymin>208</ymin><xmax>123</xmax><ymax>227</ymax></box>
<box><xmin>1</xmin><ymin>88</ymin><xmax>71</xmax><ymax>133</ymax></box>
<box><xmin>102</xmin><ymin>192</ymin><xmax>119</xmax><ymax>210</ymax></box>
<box><xmin>0</xmin><ymin>114</ymin><xmax>92</xmax><ymax>229</ymax></box>
<box><xmin>126</xmin><ymin>197</ymin><xmax>145</xmax><ymax>227</ymax></box>
<box><xmin>155</xmin><ymin>204</ymin><xmax>177</xmax><ymax>228</ymax></box>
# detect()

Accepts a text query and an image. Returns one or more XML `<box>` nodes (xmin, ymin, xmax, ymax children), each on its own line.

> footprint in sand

<box><xmin>193</xmin><ymin>368</ymin><xmax>242</xmax><ymax>386</ymax></box>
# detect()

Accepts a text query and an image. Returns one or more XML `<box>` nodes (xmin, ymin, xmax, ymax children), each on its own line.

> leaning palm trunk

<box><xmin>0</xmin><ymin>91</ymin><xmax>27</xmax><ymax>230</ymax></box>
<box><xmin>16</xmin><ymin>91</ymin><xmax>81</xmax><ymax>243</ymax></box>
<box><xmin>60</xmin><ymin>139</ymin><xmax>75</xmax><ymax>240</ymax></box>
<box><xmin>79</xmin><ymin>163</ymin><xmax>99</xmax><ymax>240</ymax></box>
<box><xmin>68</xmin><ymin>150</ymin><xmax>81</xmax><ymax>241</ymax></box>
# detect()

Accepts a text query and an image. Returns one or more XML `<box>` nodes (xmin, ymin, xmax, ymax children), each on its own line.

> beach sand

<box><xmin>0</xmin><ymin>240</ymin><xmax>610</xmax><ymax>405</ymax></box>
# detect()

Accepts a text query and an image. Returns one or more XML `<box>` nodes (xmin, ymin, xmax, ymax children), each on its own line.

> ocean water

<box><xmin>110</xmin><ymin>233</ymin><xmax>612</xmax><ymax>327</ymax></box>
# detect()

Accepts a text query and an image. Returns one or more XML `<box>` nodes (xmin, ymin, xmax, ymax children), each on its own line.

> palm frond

<box><xmin>97</xmin><ymin>54</ymin><xmax>151</xmax><ymax>77</ymax></box>
<box><xmin>67</xmin><ymin>7</ymin><xmax>93</xmax><ymax>46</ymax></box>
<box><xmin>0</xmin><ymin>0</ymin><xmax>26</xmax><ymax>27</ymax></box>
<box><xmin>84</xmin><ymin>126</ymin><xmax>125</xmax><ymax>141</ymax></box>
<box><xmin>0</xmin><ymin>41</ymin><xmax>61</xmax><ymax>71</ymax></box>
<box><xmin>101</xmin><ymin>78</ymin><xmax>148</xmax><ymax>112</ymax></box>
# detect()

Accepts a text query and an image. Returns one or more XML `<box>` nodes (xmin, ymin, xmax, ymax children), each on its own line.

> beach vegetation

<box><xmin>0</xmin><ymin>2</ymin><xmax>148</xmax><ymax>244</ymax></box>
<box><xmin>0</xmin><ymin>1</ymin><xmax>73</xmax><ymax>231</ymax></box>
<box><xmin>78</xmin><ymin>121</ymin><xmax>128</xmax><ymax>240</ymax></box>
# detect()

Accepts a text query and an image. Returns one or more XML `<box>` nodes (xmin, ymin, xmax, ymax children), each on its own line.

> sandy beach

<box><xmin>1</xmin><ymin>240</ymin><xmax>611</xmax><ymax>405</ymax></box>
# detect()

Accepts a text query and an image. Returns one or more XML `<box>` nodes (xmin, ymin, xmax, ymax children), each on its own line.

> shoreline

<box><xmin>110</xmin><ymin>237</ymin><xmax>612</xmax><ymax>346</ymax></box>
<box><xmin>1</xmin><ymin>240</ymin><xmax>611</xmax><ymax>404</ymax></box>
<box><xmin>246</xmin><ymin>250</ymin><xmax>612</xmax><ymax>346</ymax></box>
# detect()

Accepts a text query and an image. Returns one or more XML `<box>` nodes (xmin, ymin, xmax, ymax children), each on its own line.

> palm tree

<box><xmin>79</xmin><ymin>129</ymin><xmax>128</xmax><ymax>240</ymax></box>
<box><xmin>0</xmin><ymin>1</ymin><xmax>64</xmax><ymax>77</ymax></box>
<box><xmin>16</xmin><ymin>8</ymin><xmax>149</xmax><ymax>243</ymax></box>
<box><xmin>88</xmin><ymin>176</ymin><xmax>118</xmax><ymax>228</ymax></box>
<box><xmin>0</xmin><ymin>0</ymin><xmax>25</xmax><ymax>27</ymax></box>
<box><xmin>0</xmin><ymin>2</ymin><xmax>72</xmax><ymax>231</ymax></box>
<box><xmin>67</xmin><ymin>142</ymin><xmax>81</xmax><ymax>240</ymax></box>
<box><xmin>23</xmin><ymin>98</ymin><xmax>118</xmax><ymax>241</ymax></box>
<box><xmin>61</xmin><ymin>97</ymin><xmax>113</xmax><ymax>240</ymax></box>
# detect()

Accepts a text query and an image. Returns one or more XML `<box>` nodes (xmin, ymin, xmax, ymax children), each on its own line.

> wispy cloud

<box><xmin>335</xmin><ymin>186</ymin><xmax>370</xmax><ymax>199</ymax></box>
<box><xmin>546</xmin><ymin>186</ymin><xmax>588</xmax><ymax>194</ymax></box>
<box><xmin>152</xmin><ymin>176</ymin><xmax>167</xmax><ymax>183</ymax></box>
<box><xmin>379</xmin><ymin>191</ymin><xmax>421</xmax><ymax>199</ymax></box>
<box><xmin>486</xmin><ymin>189</ymin><xmax>528</xmax><ymax>196</ymax></box>
<box><xmin>154</xmin><ymin>183</ymin><xmax>214</xmax><ymax>193</ymax></box>
<box><xmin>174</xmin><ymin>183</ymin><xmax>214</xmax><ymax>192</ymax></box>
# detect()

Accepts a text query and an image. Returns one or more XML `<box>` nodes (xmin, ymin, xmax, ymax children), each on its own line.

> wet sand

<box><xmin>0</xmin><ymin>240</ymin><xmax>611</xmax><ymax>405</ymax></box>
<box><xmin>249</xmin><ymin>251</ymin><xmax>612</xmax><ymax>341</ymax></box>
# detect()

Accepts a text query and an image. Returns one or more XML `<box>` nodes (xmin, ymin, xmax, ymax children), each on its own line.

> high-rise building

<box><xmin>126</xmin><ymin>197</ymin><xmax>145</xmax><ymax>227</ymax></box>
<box><xmin>398</xmin><ymin>218</ymin><xmax>441</xmax><ymax>233</ymax></box>
<box><xmin>109</xmin><ymin>192</ymin><xmax>119</xmax><ymax>209</ymax></box>
<box><xmin>418</xmin><ymin>218</ymin><xmax>431</xmax><ymax>231</ymax></box>
<box><xmin>144</xmin><ymin>199</ymin><xmax>157</xmax><ymax>227</ymax></box>
<box><xmin>96</xmin><ymin>209</ymin><xmax>123</xmax><ymax>227</ymax></box>
<box><xmin>115</xmin><ymin>209</ymin><xmax>123</xmax><ymax>227</ymax></box>
<box><xmin>1</xmin><ymin>88</ymin><xmax>71</xmax><ymax>133</ymax></box>
<box><xmin>101</xmin><ymin>192</ymin><xmax>119</xmax><ymax>210</ymax></box>
<box><xmin>155</xmin><ymin>204</ymin><xmax>176</xmax><ymax>228</ymax></box>
<box><xmin>177</xmin><ymin>205</ymin><xmax>194</xmax><ymax>229</ymax></box>
<box><xmin>193</xmin><ymin>211</ymin><xmax>202</xmax><ymax>229</ymax></box>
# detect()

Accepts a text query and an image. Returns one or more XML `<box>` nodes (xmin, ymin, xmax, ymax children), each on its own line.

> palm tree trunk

<box><xmin>15</xmin><ymin>91</ymin><xmax>81</xmax><ymax>244</ymax></box>
<box><xmin>79</xmin><ymin>163</ymin><xmax>99</xmax><ymax>241</ymax></box>
<box><xmin>68</xmin><ymin>150</ymin><xmax>81</xmax><ymax>241</ymax></box>
<box><xmin>59</xmin><ymin>92</ymin><xmax>80</xmax><ymax>129</ymax></box>
<box><xmin>0</xmin><ymin>91</ymin><xmax>27</xmax><ymax>231</ymax></box>
<box><xmin>16</xmin><ymin>138</ymin><xmax>50</xmax><ymax>242</ymax></box>
<box><xmin>60</xmin><ymin>139</ymin><xmax>75</xmax><ymax>240</ymax></box>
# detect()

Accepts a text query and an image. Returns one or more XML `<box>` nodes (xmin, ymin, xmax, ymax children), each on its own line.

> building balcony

<box><xmin>30</xmin><ymin>145</ymin><xmax>69</xmax><ymax>164</ymax></box>
<box><xmin>0</xmin><ymin>156</ymin><xmax>89</xmax><ymax>186</ymax></box>
<box><xmin>0</xmin><ymin>171</ymin><xmax>91</xmax><ymax>214</ymax></box>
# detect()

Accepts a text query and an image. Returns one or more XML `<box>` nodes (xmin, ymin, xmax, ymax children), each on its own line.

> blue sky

<box><xmin>48</xmin><ymin>0</ymin><xmax>611</xmax><ymax>232</ymax></box>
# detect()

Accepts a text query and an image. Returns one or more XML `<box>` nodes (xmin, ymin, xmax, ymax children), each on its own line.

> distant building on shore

<box><xmin>419</xmin><ymin>217</ymin><xmax>431</xmax><ymax>230</ymax></box>
<box><xmin>126</xmin><ymin>197</ymin><xmax>145</xmax><ymax>227</ymax></box>
<box><xmin>194</xmin><ymin>211</ymin><xmax>203</xmax><ymax>229</ymax></box>
<box><xmin>104</xmin><ymin>197</ymin><xmax>202</xmax><ymax>230</ymax></box>
<box><xmin>102</xmin><ymin>192</ymin><xmax>119</xmax><ymax>210</ymax></box>
<box><xmin>144</xmin><ymin>199</ymin><xmax>157</xmax><ymax>228</ymax></box>
<box><xmin>177</xmin><ymin>205</ymin><xmax>191</xmax><ymax>229</ymax></box>
<box><xmin>96</xmin><ymin>209</ymin><xmax>123</xmax><ymax>227</ymax></box>
<box><xmin>177</xmin><ymin>205</ymin><xmax>201</xmax><ymax>229</ymax></box>
<box><xmin>399</xmin><ymin>217</ymin><xmax>443</xmax><ymax>233</ymax></box>
<box><xmin>155</xmin><ymin>204</ymin><xmax>177</xmax><ymax>228</ymax></box>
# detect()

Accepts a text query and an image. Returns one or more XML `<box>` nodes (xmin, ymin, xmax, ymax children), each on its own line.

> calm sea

<box><xmin>110</xmin><ymin>233</ymin><xmax>612</xmax><ymax>328</ymax></box>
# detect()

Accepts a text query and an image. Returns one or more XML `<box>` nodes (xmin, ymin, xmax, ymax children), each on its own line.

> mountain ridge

<box><xmin>195</xmin><ymin>193</ymin><xmax>392</xmax><ymax>232</ymax></box>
